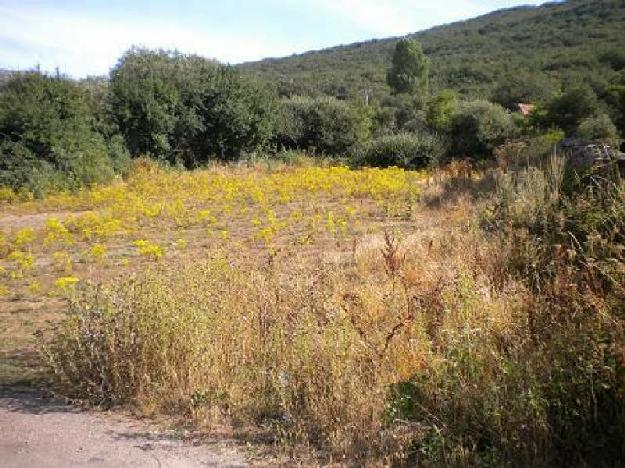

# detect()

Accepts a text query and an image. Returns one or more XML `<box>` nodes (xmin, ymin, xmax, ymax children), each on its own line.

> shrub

<box><xmin>535</xmin><ymin>85</ymin><xmax>600</xmax><ymax>136</ymax></box>
<box><xmin>44</xmin><ymin>256</ymin><xmax>395</xmax><ymax>458</ymax></box>
<box><xmin>425</xmin><ymin>89</ymin><xmax>458</xmax><ymax>133</ymax></box>
<box><xmin>273</xmin><ymin>97</ymin><xmax>372</xmax><ymax>155</ymax></box>
<box><xmin>371</xmin><ymin>103</ymin><xmax>398</xmax><ymax>137</ymax></box>
<box><xmin>110</xmin><ymin>48</ymin><xmax>274</xmax><ymax>164</ymax></box>
<box><xmin>358</xmin><ymin>132</ymin><xmax>443</xmax><ymax>168</ymax></box>
<box><xmin>491</xmin><ymin>72</ymin><xmax>556</xmax><ymax>110</ymax></box>
<box><xmin>576</xmin><ymin>113</ymin><xmax>620</xmax><ymax>145</ymax></box>
<box><xmin>41</xmin><ymin>158</ymin><xmax>625</xmax><ymax>465</ymax></box>
<box><xmin>490</xmin><ymin>158</ymin><xmax>625</xmax><ymax>293</ymax></box>
<box><xmin>493</xmin><ymin>130</ymin><xmax>565</xmax><ymax>172</ymax></box>
<box><xmin>599</xmin><ymin>47</ymin><xmax>625</xmax><ymax>71</ymax></box>
<box><xmin>0</xmin><ymin>72</ymin><xmax>119</xmax><ymax>195</ymax></box>
<box><xmin>105</xmin><ymin>134</ymin><xmax>132</xmax><ymax>176</ymax></box>
<box><xmin>44</xmin><ymin>229</ymin><xmax>538</xmax><ymax>464</ymax></box>
<box><xmin>450</xmin><ymin>100</ymin><xmax>516</xmax><ymax>159</ymax></box>
<box><xmin>376</xmin><ymin>93</ymin><xmax>428</xmax><ymax>134</ymax></box>
<box><xmin>483</xmin><ymin>161</ymin><xmax>625</xmax><ymax>463</ymax></box>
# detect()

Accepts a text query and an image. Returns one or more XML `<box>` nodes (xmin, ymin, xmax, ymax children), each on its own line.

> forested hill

<box><xmin>239</xmin><ymin>0</ymin><xmax>625</xmax><ymax>103</ymax></box>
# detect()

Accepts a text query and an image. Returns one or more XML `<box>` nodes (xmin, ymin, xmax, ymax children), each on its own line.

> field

<box><xmin>1</xmin><ymin>157</ymin><xmax>623</xmax><ymax>465</ymax></box>
<box><xmin>0</xmin><ymin>158</ymin><xmax>428</xmax><ymax>372</ymax></box>
<box><xmin>0</xmin><ymin>159</ymin><xmax>473</xmax><ymax>457</ymax></box>
<box><xmin>3</xmin><ymin>0</ymin><xmax>625</xmax><ymax>463</ymax></box>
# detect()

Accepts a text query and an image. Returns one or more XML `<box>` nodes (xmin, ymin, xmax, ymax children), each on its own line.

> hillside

<box><xmin>240</xmin><ymin>0</ymin><xmax>625</xmax><ymax>102</ymax></box>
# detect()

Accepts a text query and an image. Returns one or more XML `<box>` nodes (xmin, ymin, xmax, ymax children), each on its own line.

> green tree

<box><xmin>610</xmin><ymin>85</ymin><xmax>625</xmax><ymax>138</ymax></box>
<box><xmin>599</xmin><ymin>48</ymin><xmax>625</xmax><ymax>71</ymax></box>
<box><xmin>386</xmin><ymin>39</ymin><xmax>429</xmax><ymax>96</ymax></box>
<box><xmin>492</xmin><ymin>72</ymin><xmax>556</xmax><ymax>110</ymax></box>
<box><xmin>110</xmin><ymin>48</ymin><xmax>274</xmax><ymax>165</ymax></box>
<box><xmin>450</xmin><ymin>100</ymin><xmax>516</xmax><ymax>159</ymax></box>
<box><xmin>0</xmin><ymin>72</ymin><xmax>119</xmax><ymax>195</ymax></box>
<box><xmin>186</xmin><ymin>67</ymin><xmax>275</xmax><ymax>162</ymax></box>
<box><xmin>577</xmin><ymin>114</ymin><xmax>620</xmax><ymax>145</ymax></box>
<box><xmin>274</xmin><ymin>97</ymin><xmax>371</xmax><ymax>155</ymax></box>
<box><xmin>606</xmin><ymin>72</ymin><xmax>625</xmax><ymax>138</ymax></box>
<box><xmin>426</xmin><ymin>90</ymin><xmax>458</xmax><ymax>133</ymax></box>
<box><xmin>537</xmin><ymin>86</ymin><xmax>600</xmax><ymax>136</ymax></box>
<box><xmin>110</xmin><ymin>49</ymin><xmax>210</xmax><ymax>160</ymax></box>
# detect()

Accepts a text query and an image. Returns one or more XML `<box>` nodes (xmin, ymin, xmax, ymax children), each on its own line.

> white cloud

<box><xmin>0</xmin><ymin>1</ymin><xmax>546</xmax><ymax>77</ymax></box>
<box><xmin>312</xmin><ymin>0</ymin><xmax>412</xmax><ymax>36</ymax></box>
<box><xmin>0</xmin><ymin>5</ymin><xmax>300</xmax><ymax>77</ymax></box>
<box><xmin>305</xmin><ymin>0</ymin><xmax>541</xmax><ymax>36</ymax></box>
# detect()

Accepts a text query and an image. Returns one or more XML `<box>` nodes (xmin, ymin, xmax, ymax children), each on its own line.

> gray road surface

<box><xmin>0</xmin><ymin>388</ymin><xmax>247</xmax><ymax>468</ymax></box>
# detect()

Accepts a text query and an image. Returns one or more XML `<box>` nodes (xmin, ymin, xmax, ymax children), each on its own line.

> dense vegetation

<box><xmin>0</xmin><ymin>73</ymin><xmax>128</xmax><ymax>195</ymax></box>
<box><xmin>110</xmin><ymin>48</ymin><xmax>274</xmax><ymax>165</ymax></box>
<box><xmin>241</xmin><ymin>0</ymin><xmax>625</xmax><ymax>102</ymax></box>
<box><xmin>1</xmin><ymin>1</ymin><xmax>625</xmax><ymax>465</ymax></box>
<box><xmin>1</xmin><ymin>0</ymin><xmax>625</xmax><ymax>195</ymax></box>
<box><xmin>35</xmin><ymin>151</ymin><xmax>625</xmax><ymax>466</ymax></box>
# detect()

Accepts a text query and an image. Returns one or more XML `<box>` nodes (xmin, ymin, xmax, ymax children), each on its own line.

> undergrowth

<box><xmin>43</xmin><ymin>157</ymin><xmax>625</xmax><ymax>465</ymax></box>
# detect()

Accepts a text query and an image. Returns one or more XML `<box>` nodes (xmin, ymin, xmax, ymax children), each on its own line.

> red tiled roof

<box><xmin>517</xmin><ymin>103</ymin><xmax>535</xmax><ymax>117</ymax></box>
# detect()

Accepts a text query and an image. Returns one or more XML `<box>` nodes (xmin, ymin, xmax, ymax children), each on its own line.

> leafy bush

<box><xmin>493</xmin><ymin>130</ymin><xmax>565</xmax><ymax>173</ymax></box>
<box><xmin>490</xmin><ymin>157</ymin><xmax>625</xmax><ymax>292</ymax></box>
<box><xmin>105</xmin><ymin>134</ymin><xmax>132</xmax><ymax>175</ymax></box>
<box><xmin>599</xmin><ymin>47</ymin><xmax>625</xmax><ymax>71</ymax></box>
<box><xmin>491</xmin><ymin>72</ymin><xmax>556</xmax><ymax>110</ymax></box>
<box><xmin>534</xmin><ymin>85</ymin><xmax>600</xmax><ymax>136</ymax></box>
<box><xmin>358</xmin><ymin>132</ymin><xmax>443</xmax><ymax>168</ymax></box>
<box><xmin>425</xmin><ymin>89</ymin><xmax>458</xmax><ymax>133</ymax></box>
<box><xmin>110</xmin><ymin>48</ymin><xmax>274</xmax><ymax>164</ymax></box>
<box><xmin>0</xmin><ymin>72</ymin><xmax>119</xmax><ymax>195</ymax></box>
<box><xmin>576</xmin><ymin>113</ymin><xmax>620</xmax><ymax>145</ymax></box>
<box><xmin>449</xmin><ymin>100</ymin><xmax>516</xmax><ymax>159</ymax></box>
<box><xmin>273</xmin><ymin>96</ymin><xmax>372</xmax><ymax>155</ymax></box>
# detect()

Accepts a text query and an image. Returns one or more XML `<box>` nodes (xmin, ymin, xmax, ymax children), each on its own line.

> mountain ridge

<box><xmin>239</xmin><ymin>0</ymin><xmax>625</xmax><ymax>102</ymax></box>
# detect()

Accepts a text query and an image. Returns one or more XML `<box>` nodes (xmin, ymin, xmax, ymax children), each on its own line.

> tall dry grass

<box><xmin>44</xmin><ymin>224</ymin><xmax>526</xmax><ymax>461</ymax></box>
<box><xmin>44</xmin><ymin>157</ymin><xmax>625</xmax><ymax>465</ymax></box>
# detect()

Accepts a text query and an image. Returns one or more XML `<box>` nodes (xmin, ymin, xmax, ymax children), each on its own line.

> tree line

<box><xmin>1</xmin><ymin>40</ymin><xmax>624</xmax><ymax>196</ymax></box>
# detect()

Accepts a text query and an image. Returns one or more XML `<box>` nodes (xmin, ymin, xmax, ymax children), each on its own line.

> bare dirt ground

<box><xmin>0</xmin><ymin>386</ymin><xmax>248</xmax><ymax>467</ymax></box>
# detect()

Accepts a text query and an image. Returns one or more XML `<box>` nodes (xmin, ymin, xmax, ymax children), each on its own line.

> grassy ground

<box><xmin>0</xmin><ymin>158</ymin><xmax>431</xmax><ymax>387</ymax></box>
<box><xmin>3</xmin><ymin>158</ymin><xmax>623</xmax><ymax>465</ymax></box>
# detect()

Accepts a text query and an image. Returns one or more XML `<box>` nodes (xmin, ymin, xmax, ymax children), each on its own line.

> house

<box><xmin>516</xmin><ymin>102</ymin><xmax>535</xmax><ymax>117</ymax></box>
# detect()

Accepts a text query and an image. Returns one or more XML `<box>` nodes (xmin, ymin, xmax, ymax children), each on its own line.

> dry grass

<box><xmin>3</xmin><ymin>157</ymin><xmax>625</xmax><ymax>465</ymax></box>
<box><xmin>0</xmin><ymin>158</ymin><xmax>425</xmax><ymax>384</ymax></box>
<box><xmin>44</xmin><ymin>212</ymin><xmax>517</xmax><ymax>463</ymax></box>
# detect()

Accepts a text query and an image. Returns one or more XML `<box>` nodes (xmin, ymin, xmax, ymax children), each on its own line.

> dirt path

<box><xmin>0</xmin><ymin>388</ymin><xmax>248</xmax><ymax>468</ymax></box>
<box><xmin>0</xmin><ymin>210</ymin><xmax>83</xmax><ymax>230</ymax></box>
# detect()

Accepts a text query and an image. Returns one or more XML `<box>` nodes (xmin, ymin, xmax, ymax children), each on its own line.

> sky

<box><xmin>0</xmin><ymin>0</ymin><xmax>545</xmax><ymax>78</ymax></box>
